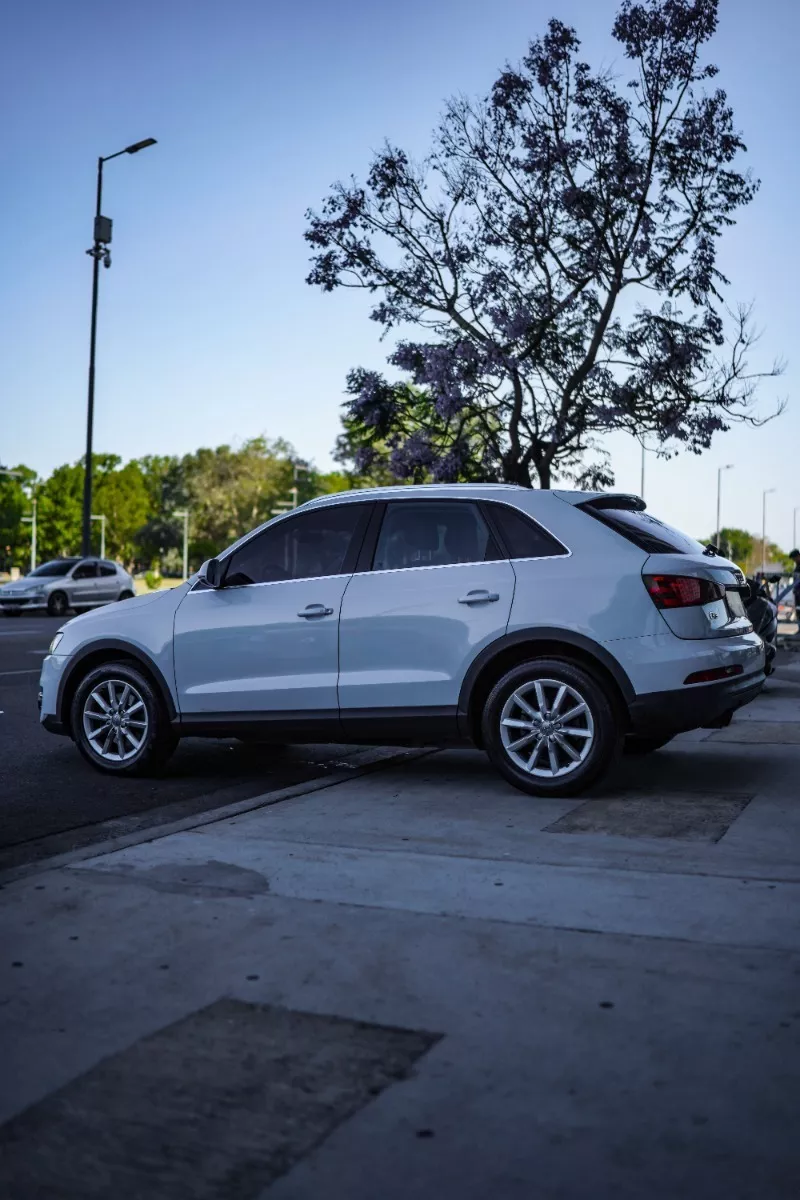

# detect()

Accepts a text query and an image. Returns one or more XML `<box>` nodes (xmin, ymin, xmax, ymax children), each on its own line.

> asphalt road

<box><xmin>0</xmin><ymin>614</ymin><xmax>384</xmax><ymax>873</ymax></box>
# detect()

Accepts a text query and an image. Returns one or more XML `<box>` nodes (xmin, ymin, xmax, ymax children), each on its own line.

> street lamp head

<box><xmin>125</xmin><ymin>138</ymin><xmax>157</xmax><ymax>155</ymax></box>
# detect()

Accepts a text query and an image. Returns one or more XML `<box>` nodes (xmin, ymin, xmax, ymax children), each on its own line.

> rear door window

<box><xmin>372</xmin><ymin>502</ymin><xmax>501</xmax><ymax>571</ymax></box>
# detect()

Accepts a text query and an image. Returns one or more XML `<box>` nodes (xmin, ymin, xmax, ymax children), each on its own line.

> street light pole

<box><xmin>174</xmin><ymin>511</ymin><xmax>189</xmax><ymax>580</ymax></box>
<box><xmin>21</xmin><ymin>496</ymin><xmax>37</xmax><ymax>574</ymax></box>
<box><xmin>762</xmin><ymin>488</ymin><xmax>776</xmax><ymax>575</ymax></box>
<box><xmin>81</xmin><ymin>138</ymin><xmax>157</xmax><ymax>557</ymax></box>
<box><xmin>91</xmin><ymin>514</ymin><xmax>106</xmax><ymax>560</ymax></box>
<box><xmin>715</xmin><ymin>464</ymin><xmax>733</xmax><ymax>550</ymax></box>
<box><xmin>794</xmin><ymin>506</ymin><xmax>799</xmax><ymax>551</ymax></box>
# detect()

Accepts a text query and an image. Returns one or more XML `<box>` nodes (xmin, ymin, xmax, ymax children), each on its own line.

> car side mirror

<box><xmin>199</xmin><ymin>558</ymin><xmax>223</xmax><ymax>588</ymax></box>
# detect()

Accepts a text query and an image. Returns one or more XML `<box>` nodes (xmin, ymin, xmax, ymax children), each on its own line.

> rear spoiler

<box><xmin>581</xmin><ymin>494</ymin><xmax>646</xmax><ymax>513</ymax></box>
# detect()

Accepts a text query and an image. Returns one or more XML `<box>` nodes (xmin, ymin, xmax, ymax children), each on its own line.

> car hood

<box><xmin>66</xmin><ymin>585</ymin><xmax>187</xmax><ymax>627</ymax></box>
<box><xmin>0</xmin><ymin>577</ymin><xmax>48</xmax><ymax>592</ymax></box>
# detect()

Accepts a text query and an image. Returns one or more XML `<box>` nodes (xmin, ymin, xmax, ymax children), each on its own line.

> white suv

<box><xmin>38</xmin><ymin>486</ymin><xmax>765</xmax><ymax>797</ymax></box>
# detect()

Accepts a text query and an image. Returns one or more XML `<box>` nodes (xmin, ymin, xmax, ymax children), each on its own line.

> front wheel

<box><xmin>482</xmin><ymin>659</ymin><xmax>622</xmax><ymax>798</ymax></box>
<box><xmin>47</xmin><ymin>591</ymin><xmax>68</xmax><ymax>618</ymax></box>
<box><xmin>71</xmin><ymin>662</ymin><xmax>178</xmax><ymax>776</ymax></box>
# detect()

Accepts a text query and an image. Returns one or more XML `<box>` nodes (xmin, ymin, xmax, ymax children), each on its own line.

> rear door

<box><xmin>338</xmin><ymin>500</ymin><xmax>515</xmax><ymax>730</ymax></box>
<box><xmin>95</xmin><ymin>561</ymin><xmax>119</xmax><ymax>602</ymax></box>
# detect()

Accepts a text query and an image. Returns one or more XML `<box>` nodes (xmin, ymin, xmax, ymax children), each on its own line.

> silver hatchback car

<box><xmin>38</xmin><ymin>486</ymin><xmax>765</xmax><ymax>797</ymax></box>
<box><xmin>1</xmin><ymin>558</ymin><xmax>135</xmax><ymax>619</ymax></box>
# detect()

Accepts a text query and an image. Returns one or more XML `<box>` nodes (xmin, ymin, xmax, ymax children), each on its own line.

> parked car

<box><xmin>38</xmin><ymin>486</ymin><xmax>765</xmax><ymax>796</ymax></box>
<box><xmin>1</xmin><ymin>558</ymin><xmax>135</xmax><ymax>618</ymax></box>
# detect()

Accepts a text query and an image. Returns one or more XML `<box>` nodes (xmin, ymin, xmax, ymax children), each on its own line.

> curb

<box><xmin>0</xmin><ymin>747</ymin><xmax>434</xmax><ymax>888</ymax></box>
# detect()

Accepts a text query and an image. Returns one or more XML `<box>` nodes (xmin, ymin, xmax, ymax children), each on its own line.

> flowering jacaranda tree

<box><xmin>307</xmin><ymin>0</ymin><xmax>782</xmax><ymax>488</ymax></box>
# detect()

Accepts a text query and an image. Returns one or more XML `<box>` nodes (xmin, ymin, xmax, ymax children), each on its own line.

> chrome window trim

<box><xmin>188</xmin><ymin>571</ymin><xmax>353</xmax><ymax>594</ymax></box>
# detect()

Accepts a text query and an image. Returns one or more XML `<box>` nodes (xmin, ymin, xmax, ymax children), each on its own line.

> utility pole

<box><xmin>715</xmin><ymin>465</ymin><xmax>733</xmax><ymax>548</ymax></box>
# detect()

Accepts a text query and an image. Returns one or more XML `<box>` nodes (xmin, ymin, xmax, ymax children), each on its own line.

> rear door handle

<box><xmin>458</xmin><ymin>590</ymin><xmax>500</xmax><ymax>604</ymax></box>
<box><xmin>298</xmin><ymin>603</ymin><xmax>334</xmax><ymax>618</ymax></box>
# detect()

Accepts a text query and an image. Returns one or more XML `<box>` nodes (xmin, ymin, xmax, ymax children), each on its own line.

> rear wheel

<box><xmin>47</xmin><ymin>591</ymin><xmax>68</xmax><ymax>618</ymax></box>
<box><xmin>71</xmin><ymin>662</ymin><xmax>178</xmax><ymax>776</ymax></box>
<box><xmin>118</xmin><ymin>590</ymin><xmax>134</xmax><ymax>602</ymax></box>
<box><xmin>482</xmin><ymin>659</ymin><xmax>622</xmax><ymax>798</ymax></box>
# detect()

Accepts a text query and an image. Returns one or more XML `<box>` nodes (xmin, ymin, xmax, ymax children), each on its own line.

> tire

<box><xmin>623</xmin><ymin>734</ymin><xmax>674</xmax><ymax>755</ymax></box>
<box><xmin>482</xmin><ymin>658</ymin><xmax>622</xmax><ymax>798</ymax></box>
<box><xmin>71</xmin><ymin>661</ymin><xmax>178</xmax><ymax>776</ymax></box>
<box><xmin>118</xmin><ymin>590</ymin><xmax>134</xmax><ymax>602</ymax></box>
<box><xmin>47</xmin><ymin>591</ymin><xmax>69</xmax><ymax>618</ymax></box>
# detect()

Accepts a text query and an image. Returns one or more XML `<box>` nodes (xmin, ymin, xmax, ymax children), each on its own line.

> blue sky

<box><xmin>1</xmin><ymin>0</ymin><xmax>797</xmax><ymax>549</ymax></box>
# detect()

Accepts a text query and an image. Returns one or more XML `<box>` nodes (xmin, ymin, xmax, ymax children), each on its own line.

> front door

<box><xmin>173</xmin><ymin>503</ymin><xmax>372</xmax><ymax>718</ymax></box>
<box><xmin>69</xmin><ymin>560</ymin><xmax>99</xmax><ymax>606</ymax></box>
<box><xmin>338</xmin><ymin>500</ymin><xmax>515</xmax><ymax>731</ymax></box>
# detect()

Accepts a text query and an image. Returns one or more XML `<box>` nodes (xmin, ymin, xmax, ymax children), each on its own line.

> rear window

<box><xmin>583</xmin><ymin>505</ymin><xmax>704</xmax><ymax>555</ymax></box>
<box><xmin>486</xmin><ymin>503</ymin><xmax>568</xmax><ymax>559</ymax></box>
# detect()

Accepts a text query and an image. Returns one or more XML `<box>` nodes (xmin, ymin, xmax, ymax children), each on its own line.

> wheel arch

<box><xmin>57</xmin><ymin>639</ymin><xmax>177</xmax><ymax>733</ymax></box>
<box><xmin>458</xmin><ymin>629</ymin><xmax>634</xmax><ymax>746</ymax></box>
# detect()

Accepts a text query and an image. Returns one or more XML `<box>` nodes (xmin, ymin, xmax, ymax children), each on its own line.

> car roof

<box><xmin>301</xmin><ymin>484</ymin><xmax>568</xmax><ymax>512</ymax></box>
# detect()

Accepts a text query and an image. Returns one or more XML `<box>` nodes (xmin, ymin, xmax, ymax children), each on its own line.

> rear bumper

<box><xmin>628</xmin><ymin>669</ymin><xmax>766</xmax><ymax>736</ymax></box>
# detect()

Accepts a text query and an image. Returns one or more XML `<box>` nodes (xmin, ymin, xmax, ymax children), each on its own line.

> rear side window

<box><xmin>372</xmin><ymin>502</ymin><xmax>501</xmax><ymax>571</ymax></box>
<box><xmin>99</xmin><ymin>563</ymin><xmax>117</xmax><ymax>577</ymax></box>
<box><xmin>485</xmin><ymin>503</ymin><xmax>568</xmax><ymax>559</ymax></box>
<box><xmin>583</xmin><ymin>505</ymin><xmax>704</xmax><ymax>555</ymax></box>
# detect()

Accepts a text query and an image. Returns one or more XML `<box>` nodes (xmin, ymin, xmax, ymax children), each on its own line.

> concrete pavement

<box><xmin>1</xmin><ymin>654</ymin><xmax>799</xmax><ymax>1198</ymax></box>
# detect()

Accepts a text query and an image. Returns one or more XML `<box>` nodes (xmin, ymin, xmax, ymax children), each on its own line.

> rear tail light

<box><xmin>684</xmin><ymin>665</ymin><xmax>744</xmax><ymax>685</ymax></box>
<box><xmin>643</xmin><ymin>574</ymin><xmax>725</xmax><ymax>610</ymax></box>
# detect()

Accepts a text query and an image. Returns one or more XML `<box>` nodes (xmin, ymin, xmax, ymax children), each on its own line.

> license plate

<box><xmin>725</xmin><ymin>590</ymin><xmax>746</xmax><ymax>618</ymax></box>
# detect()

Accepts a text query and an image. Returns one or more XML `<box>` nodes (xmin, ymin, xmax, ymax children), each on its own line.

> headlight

<box><xmin>48</xmin><ymin>633</ymin><xmax>64</xmax><ymax>654</ymax></box>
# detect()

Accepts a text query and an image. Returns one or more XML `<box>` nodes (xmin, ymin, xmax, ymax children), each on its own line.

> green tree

<box><xmin>93</xmin><ymin>461</ymin><xmax>152</xmax><ymax>565</ymax></box>
<box><xmin>181</xmin><ymin>437</ymin><xmax>299</xmax><ymax>561</ymax></box>
<box><xmin>37</xmin><ymin>462</ymin><xmax>84</xmax><ymax>561</ymax></box>
<box><xmin>713</xmin><ymin>528</ymin><xmax>754</xmax><ymax>568</ymax></box>
<box><xmin>0</xmin><ymin>465</ymin><xmax>36</xmax><ymax>569</ymax></box>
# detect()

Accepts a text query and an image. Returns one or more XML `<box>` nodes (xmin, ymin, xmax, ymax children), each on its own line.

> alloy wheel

<box><xmin>82</xmin><ymin>678</ymin><xmax>149</xmax><ymax>763</ymax></box>
<box><xmin>499</xmin><ymin>677</ymin><xmax>595</xmax><ymax>778</ymax></box>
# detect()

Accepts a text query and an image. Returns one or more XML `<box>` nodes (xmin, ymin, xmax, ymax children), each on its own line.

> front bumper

<box><xmin>628</xmin><ymin>668</ymin><xmax>766</xmax><ymax>736</ymax></box>
<box><xmin>0</xmin><ymin>596</ymin><xmax>47</xmax><ymax>610</ymax></box>
<box><xmin>39</xmin><ymin>653</ymin><xmax>71</xmax><ymax>736</ymax></box>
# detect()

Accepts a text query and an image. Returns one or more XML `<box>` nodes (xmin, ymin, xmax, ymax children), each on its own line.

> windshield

<box><xmin>27</xmin><ymin>560</ymin><xmax>77</xmax><ymax>578</ymax></box>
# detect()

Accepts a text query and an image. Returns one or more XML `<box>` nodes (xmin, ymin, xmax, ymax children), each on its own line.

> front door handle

<box><xmin>298</xmin><ymin>603</ymin><xmax>334</xmax><ymax>618</ymax></box>
<box><xmin>458</xmin><ymin>590</ymin><xmax>500</xmax><ymax>604</ymax></box>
